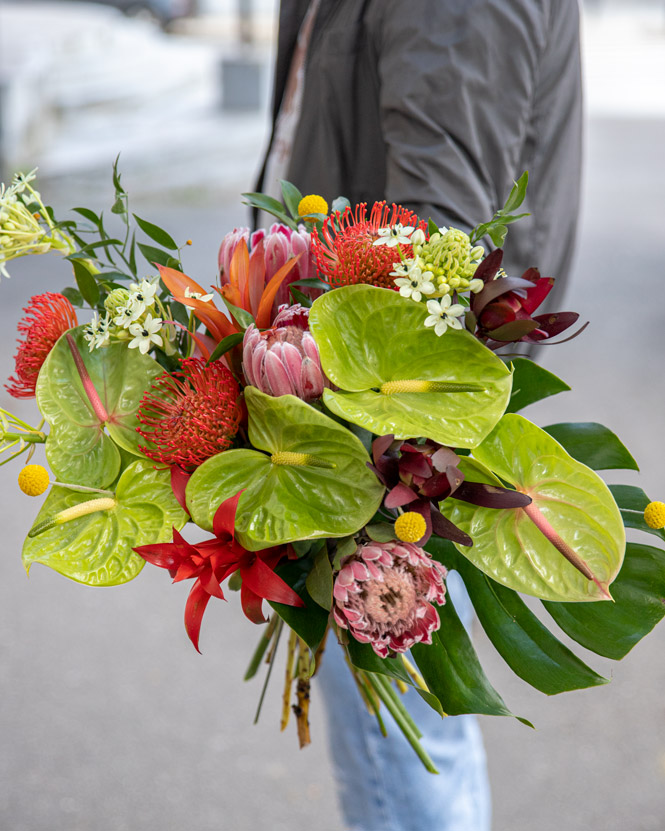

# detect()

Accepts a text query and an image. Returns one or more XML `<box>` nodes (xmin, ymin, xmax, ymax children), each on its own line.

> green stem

<box><xmin>253</xmin><ymin>619</ymin><xmax>283</xmax><ymax>725</ymax></box>
<box><xmin>244</xmin><ymin>614</ymin><xmax>278</xmax><ymax>681</ymax></box>
<box><xmin>1</xmin><ymin>431</ymin><xmax>46</xmax><ymax>444</ymax></box>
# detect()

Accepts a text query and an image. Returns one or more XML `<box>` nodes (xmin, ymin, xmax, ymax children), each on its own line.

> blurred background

<box><xmin>0</xmin><ymin>1</ymin><xmax>664</xmax><ymax>829</ymax></box>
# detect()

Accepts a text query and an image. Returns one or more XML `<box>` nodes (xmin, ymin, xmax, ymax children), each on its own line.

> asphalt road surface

<box><xmin>1</xmin><ymin>116</ymin><xmax>664</xmax><ymax>831</ymax></box>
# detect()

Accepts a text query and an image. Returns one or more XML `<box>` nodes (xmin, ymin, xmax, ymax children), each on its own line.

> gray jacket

<box><xmin>258</xmin><ymin>0</ymin><xmax>583</xmax><ymax>286</ymax></box>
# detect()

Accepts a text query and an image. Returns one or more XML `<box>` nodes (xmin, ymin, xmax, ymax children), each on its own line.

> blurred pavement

<box><xmin>1</xmin><ymin>2</ymin><xmax>665</xmax><ymax>831</ymax></box>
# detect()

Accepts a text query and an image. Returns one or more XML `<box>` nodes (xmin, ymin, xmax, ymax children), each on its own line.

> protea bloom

<box><xmin>134</xmin><ymin>491</ymin><xmax>304</xmax><ymax>651</ymax></box>
<box><xmin>332</xmin><ymin>541</ymin><xmax>448</xmax><ymax>658</ymax></box>
<box><xmin>312</xmin><ymin>202</ymin><xmax>426</xmax><ymax>289</ymax></box>
<box><xmin>218</xmin><ymin>223</ymin><xmax>320</xmax><ymax>313</ymax></box>
<box><xmin>242</xmin><ymin>304</ymin><xmax>327</xmax><ymax>402</ymax></box>
<box><xmin>6</xmin><ymin>292</ymin><xmax>78</xmax><ymax>398</ymax></box>
<box><xmin>468</xmin><ymin>249</ymin><xmax>584</xmax><ymax>348</ymax></box>
<box><xmin>137</xmin><ymin>358</ymin><xmax>241</xmax><ymax>470</ymax></box>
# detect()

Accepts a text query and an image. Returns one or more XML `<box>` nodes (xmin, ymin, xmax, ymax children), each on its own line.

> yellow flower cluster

<box><xmin>644</xmin><ymin>501</ymin><xmax>665</xmax><ymax>530</ymax></box>
<box><xmin>18</xmin><ymin>464</ymin><xmax>50</xmax><ymax>496</ymax></box>
<box><xmin>297</xmin><ymin>194</ymin><xmax>329</xmax><ymax>220</ymax></box>
<box><xmin>394</xmin><ymin>511</ymin><xmax>427</xmax><ymax>544</ymax></box>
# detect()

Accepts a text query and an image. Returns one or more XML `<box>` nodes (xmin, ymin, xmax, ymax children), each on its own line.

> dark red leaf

<box><xmin>521</xmin><ymin>275</ymin><xmax>554</xmax><ymax>314</ymax></box>
<box><xmin>472</xmin><ymin>276</ymin><xmax>535</xmax><ymax>316</ymax></box>
<box><xmin>453</xmin><ymin>481</ymin><xmax>532</xmax><ymax>509</ymax></box>
<box><xmin>473</xmin><ymin>248</ymin><xmax>503</xmax><ymax>284</ymax></box>
<box><xmin>385</xmin><ymin>482</ymin><xmax>419</xmax><ymax>509</ymax></box>
<box><xmin>487</xmin><ymin>318</ymin><xmax>540</xmax><ymax>342</ymax></box>
<box><xmin>530</xmin><ymin>311</ymin><xmax>580</xmax><ymax>337</ymax></box>
<box><xmin>240</xmin><ymin>582</ymin><xmax>268</xmax><ymax>624</ymax></box>
<box><xmin>430</xmin><ymin>506</ymin><xmax>473</xmax><ymax>546</ymax></box>
<box><xmin>170</xmin><ymin>465</ymin><xmax>191</xmax><ymax>515</ymax></box>
<box><xmin>409</xmin><ymin>499</ymin><xmax>433</xmax><ymax>547</ymax></box>
<box><xmin>398</xmin><ymin>452</ymin><xmax>432</xmax><ymax>478</ymax></box>
<box><xmin>430</xmin><ymin>446</ymin><xmax>460</xmax><ymax>472</ymax></box>
<box><xmin>372</xmin><ymin>433</ymin><xmax>395</xmax><ymax>465</ymax></box>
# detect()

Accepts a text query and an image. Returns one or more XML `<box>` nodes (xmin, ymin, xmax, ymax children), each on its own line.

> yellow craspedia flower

<box><xmin>644</xmin><ymin>501</ymin><xmax>665</xmax><ymax>530</ymax></box>
<box><xmin>297</xmin><ymin>194</ymin><xmax>328</xmax><ymax>219</ymax></box>
<box><xmin>18</xmin><ymin>464</ymin><xmax>50</xmax><ymax>497</ymax></box>
<box><xmin>394</xmin><ymin>511</ymin><xmax>427</xmax><ymax>544</ymax></box>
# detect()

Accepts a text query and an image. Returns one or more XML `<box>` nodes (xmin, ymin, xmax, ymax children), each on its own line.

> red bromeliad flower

<box><xmin>137</xmin><ymin>358</ymin><xmax>241</xmax><ymax>470</ymax></box>
<box><xmin>312</xmin><ymin>202</ymin><xmax>426</xmax><ymax>289</ymax></box>
<box><xmin>6</xmin><ymin>292</ymin><xmax>78</xmax><ymax>398</ymax></box>
<box><xmin>134</xmin><ymin>492</ymin><xmax>304</xmax><ymax>651</ymax></box>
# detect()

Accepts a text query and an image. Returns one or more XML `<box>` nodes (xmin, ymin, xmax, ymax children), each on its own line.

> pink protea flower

<box><xmin>242</xmin><ymin>304</ymin><xmax>327</xmax><ymax>402</ymax></box>
<box><xmin>333</xmin><ymin>541</ymin><xmax>448</xmax><ymax>658</ymax></box>
<box><xmin>218</xmin><ymin>223</ymin><xmax>319</xmax><ymax>312</ymax></box>
<box><xmin>312</xmin><ymin>202</ymin><xmax>426</xmax><ymax>290</ymax></box>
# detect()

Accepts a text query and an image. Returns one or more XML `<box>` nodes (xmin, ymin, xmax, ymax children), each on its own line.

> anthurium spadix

<box><xmin>308</xmin><ymin>285</ymin><xmax>512</xmax><ymax>448</ymax></box>
<box><xmin>36</xmin><ymin>327</ymin><xmax>163</xmax><ymax>488</ymax></box>
<box><xmin>441</xmin><ymin>415</ymin><xmax>625</xmax><ymax>602</ymax></box>
<box><xmin>186</xmin><ymin>387</ymin><xmax>385</xmax><ymax>550</ymax></box>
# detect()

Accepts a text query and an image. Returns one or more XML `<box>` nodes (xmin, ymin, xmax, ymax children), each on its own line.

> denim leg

<box><xmin>317</xmin><ymin>571</ymin><xmax>491</xmax><ymax>831</ymax></box>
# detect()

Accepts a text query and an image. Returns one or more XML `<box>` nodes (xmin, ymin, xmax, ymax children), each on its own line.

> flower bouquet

<box><xmin>3</xmin><ymin>164</ymin><xmax>665</xmax><ymax>772</ymax></box>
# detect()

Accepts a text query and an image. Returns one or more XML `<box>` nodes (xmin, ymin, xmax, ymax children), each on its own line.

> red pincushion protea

<box><xmin>137</xmin><ymin>358</ymin><xmax>240</xmax><ymax>470</ymax></box>
<box><xmin>6</xmin><ymin>292</ymin><xmax>78</xmax><ymax>398</ymax></box>
<box><xmin>312</xmin><ymin>202</ymin><xmax>426</xmax><ymax>289</ymax></box>
<box><xmin>333</xmin><ymin>541</ymin><xmax>448</xmax><ymax>658</ymax></box>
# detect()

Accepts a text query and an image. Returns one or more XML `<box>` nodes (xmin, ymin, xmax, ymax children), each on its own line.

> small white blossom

<box><xmin>372</xmin><ymin>223</ymin><xmax>416</xmax><ymax>247</ymax></box>
<box><xmin>128</xmin><ymin>313</ymin><xmax>163</xmax><ymax>354</ymax></box>
<box><xmin>393</xmin><ymin>264</ymin><xmax>435</xmax><ymax>302</ymax></box>
<box><xmin>424</xmin><ymin>296</ymin><xmax>466</xmax><ymax>337</ymax></box>
<box><xmin>113</xmin><ymin>300</ymin><xmax>143</xmax><ymax>328</ymax></box>
<box><xmin>410</xmin><ymin>228</ymin><xmax>427</xmax><ymax>246</ymax></box>
<box><xmin>184</xmin><ymin>285</ymin><xmax>214</xmax><ymax>303</ymax></box>
<box><xmin>129</xmin><ymin>278</ymin><xmax>158</xmax><ymax>308</ymax></box>
<box><xmin>83</xmin><ymin>313</ymin><xmax>111</xmax><ymax>351</ymax></box>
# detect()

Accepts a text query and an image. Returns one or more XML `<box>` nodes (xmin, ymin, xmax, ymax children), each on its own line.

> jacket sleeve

<box><xmin>366</xmin><ymin>0</ymin><xmax>581</xmax><ymax>278</ymax></box>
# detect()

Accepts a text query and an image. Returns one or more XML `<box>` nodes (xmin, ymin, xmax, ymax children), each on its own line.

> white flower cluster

<box><xmin>84</xmin><ymin>278</ymin><xmax>164</xmax><ymax>354</ymax></box>
<box><xmin>0</xmin><ymin>170</ymin><xmax>48</xmax><ymax>280</ymax></box>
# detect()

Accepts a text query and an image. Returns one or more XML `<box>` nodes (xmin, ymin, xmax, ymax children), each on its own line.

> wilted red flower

<box><xmin>137</xmin><ymin>358</ymin><xmax>241</xmax><ymax>470</ymax></box>
<box><xmin>312</xmin><ymin>202</ymin><xmax>426</xmax><ymax>289</ymax></box>
<box><xmin>6</xmin><ymin>292</ymin><xmax>78</xmax><ymax>398</ymax></box>
<box><xmin>134</xmin><ymin>491</ymin><xmax>304</xmax><ymax>651</ymax></box>
<box><xmin>332</xmin><ymin>541</ymin><xmax>448</xmax><ymax>658</ymax></box>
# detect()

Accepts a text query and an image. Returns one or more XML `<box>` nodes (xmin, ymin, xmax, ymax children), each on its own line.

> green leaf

<box><xmin>427</xmin><ymin>218</ymin><xmax>440</xmax><ymax>236</ymax></box>
<box><xmin>543</xmin><ymin>422</ymin><xmax>638</xmax><ymax>471</ymax></box>
<box><xmin>241</xmin><ymin>191</ymin><xmax>296</xmax><ymax>229</ymax></box>
<box><xmin>186</xmin><ymin>388</ymin><xmax>385</xmax><ymax>550</ymax></box>
<box><xmin>111</xmin><ymin>197</ymin><xmax>125</xmax><ymax>215</ymax></box>
<box><xmin>22</xmin><ymin>460</ymin><xmax>187</xmax><ymax>586</ymax></box>
<box><xmin>220</xmin><ymin>298</ymin><xmax>255</xmax><ymax>330</ymax></box>
<box><xmin>36</xmin><ymin>327</ymin><xmax>163</xmax><ymax>488</ymax></box>
<box><xmin>310</xmin><ymin>285</ymin><xmax>512</xmax><ymax>448</ymax></box>
<box><xmin>442</xmin><ymin>414</ymin><xmax>626</xmax><ymax>601</ymax></box>
<box><xmin>207</xmin><ymin>332</ymin><xmax>245</xmax><ymax>364</ymax></box>
<box><xmin>72</xmin><ymin>207</ymin><xmax>101</xmax><ymax>225</ymax></box>
<box><xmin>71</xmin><ymin>260</ymin><xmax>100</xmax><ymax>307</ymax></box>
<box><xmin>543</xmin><ymin>542</ymin><xmax>665</xmax><ymax>660</ymax></box>
<box><xmin>60</xmin><ymin>287</ymin><xmax>84</xmax><ymax>307</ymax></box>
<box><xmin>507</xmin><ymin>357</ymin><xmax>570</xmax><ymax>413</ymax></box>
<box><xmin>305</xmin><ymin>547</ymin><xmax>333</xmax><ymax>610</ymax></box>
<box><xmin>411</xmin><ymin>597</ymin><xmax>531</xmax><ymax>723</ymax></box>
<box><xmin>608</xmin><ymin>484</ymin><xmax>665</xmax><ymax>544</ymax></box>
<box><xmin>137</xmin><ymin>243</ymin><xmax>180</xmax><ymax>270</ymax></box>
<box><xmin>365</xmin><ymin>522</ymin><xmax>397</xmax><ymax>542</ymax></box>
<box><xmin>133</xmin><ymin>214</ymin><xmax>178</xmax><ymax>250</ymax></box>
<box><xmin>112</xmin><ymin>154</ymin><xmax>125</xmax><ymax>195</ymax></box>
<box><xmin>289</xmin><ymin>286</ymin><xmax>313</xmax><ymax>307</ymax></box>
<box><xmin>331</xmin><ymin>196</ymin><xmax>351</xmax><ymax>215</ymax></box>
<box><xmin>502</xmin><ymin>171</ymin><xmax>529</xmax><ymax>213</ymax></box>
<box><xmin>268</xmin><ymin>561</ymin><xmax>329</xmax><ymax>652</ymax></box>
<box><xmin>280</xmin><ymin>180</ymin><xmax>303</xmax><ymax>218</ymax></box>
<box><xmin>428</xmin><ymin>538</ymin><xmax>608</xmax><ymax>695</ymax></box>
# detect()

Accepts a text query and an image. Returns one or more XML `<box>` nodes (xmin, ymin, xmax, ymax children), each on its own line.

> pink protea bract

<box><xmin>332</xmin><ymin>541</ymin><xmax>448</xmax><ymax>658</ymax></box>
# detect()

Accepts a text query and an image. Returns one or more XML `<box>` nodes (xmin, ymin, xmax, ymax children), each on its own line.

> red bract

<box><xmin>137</xmin><ymin>358</ymin><xmax>241</xmax><ymax>470</ymax></box>
<box><xmin>6</xmin><ymin>292</ymin><xmax>78</xmax><ymax>398</ymax></box>
<box><xmin>470</xmin><ymin>249</ymin><xmax>584</xmax><ymax>348</ymax></box>
<box><xmin>312</xmin><ymin>202</ymin><xmax>426</xmax><ymax>289</ymax></box>
<box><xmin>134</xmin><ymin>492</ymin><xmax>304</xmax><ymax>652</ymax></box>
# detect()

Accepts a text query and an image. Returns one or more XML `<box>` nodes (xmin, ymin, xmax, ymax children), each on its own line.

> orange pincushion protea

<box><xmin>6</xmin><ymin>292</ymin><xmax>78</xmax><ymax>398</ymax></box>
<box><xmin>312</xmin><ymin>202</ymin><xmax>426</xmax><ymax>289</ymax></box>
<box><xmin>137</xmin><ymin>358</ymin><xmax>241</xmax><ymax>470</ymax></box>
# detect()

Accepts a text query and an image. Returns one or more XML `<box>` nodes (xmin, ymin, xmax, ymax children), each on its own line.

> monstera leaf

<box><xmin>22</xmin><ymin>460</ymin><xmax>187</xmax><ymax>586</ymax></box>
<box><xmin>441</xmin><ymin>415</ymin><xmax>625</xmax><ymax>602</ymax></box>
<box><xmin>36</xmin><ymin>327</ymin><xmax>162</xmax><ymax>488</ymax></box>
<box><xmin>186</xmin><ymin>387</ymin><xmax>384</xmax><ymax>550</ymax></box>
<box><xmin>308</xmin><ymin>285</ymin><xmax>512</xmax><ymax>448</ymax></box>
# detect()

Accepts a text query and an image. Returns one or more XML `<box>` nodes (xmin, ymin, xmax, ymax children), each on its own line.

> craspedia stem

<box><xmin>28</xmin><ymin>497</ymin><xmax>116</xmax><ymax>538</ymax></box>
<box><xmin>380</xmin><ymin>380</ymin><xmax>486</xmax><ymax>395</ymax></box>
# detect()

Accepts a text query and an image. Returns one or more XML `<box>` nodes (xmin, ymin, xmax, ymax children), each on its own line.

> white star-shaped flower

<box><xmin>129</xmin><ymin>278</ymin><xmax>158</xmax><ymax>308</ymax></box>
<box><xmin>393</xmin><ymin>265</ymin><xmax>435</xmax><ymax>302</ymax></box>
<box><xmin>184</xmin><ymin>285</ymin><xmax>214</xmax><ymax>303</ymax></box>
<box><xmin>128</xmin><ymin>313</ymin><xmax>163</xmax><ymax>354</ymax></box>
<box><xmin>372</xmin><ymin>223</ymin><xmax>416</xmax><ymax>247</ymax></box>
<box><xmin>424</xmin><ymin>296</ymin><xmax>466</xmax><ymax>337</ymax></box>
<box><xmin>113</xmin><ymin>299</ymin><xmax>143</xmax><ymax>328</ymax></box>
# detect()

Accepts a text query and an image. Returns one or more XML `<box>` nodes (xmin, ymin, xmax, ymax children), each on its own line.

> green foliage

<box><xmin>543</xmin><ymin>422</ymin><xmax>638</xmax><ymax>471</ymax></box>
<box><xmin>310</xmin><ymin>285</ymin><xmax>512</xmax><ymax>448</ymax></box>
<box><xmin>470</xmin><ymin>171</ymin><xmax>530</xmax><ymax>246</ymax></box>
<box><xmin>507</xmin><ymin>358</ymin><xmax>570</xmax><ymax>413</ymax></box>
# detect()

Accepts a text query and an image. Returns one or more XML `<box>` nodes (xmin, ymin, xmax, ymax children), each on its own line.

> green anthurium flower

<box><xmin>441</xmin><ymin>415</ymin><xmax>625</xmax><ymax>602</ymax></box>
<box><xmin>186</xmin><ymin>387</ymin><xmax>385</xmax><ymax>551</ymax></box>
<box><xmin>308</xmin><ymin>285</ymin><xmax>512</xmax><ymax>447</ymax></box>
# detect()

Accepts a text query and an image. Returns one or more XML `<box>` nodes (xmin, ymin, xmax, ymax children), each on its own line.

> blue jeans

<box><xmin>317</xmin><ymin>571</ymin><xmax>491</xmax><ymax>831</ymax></box>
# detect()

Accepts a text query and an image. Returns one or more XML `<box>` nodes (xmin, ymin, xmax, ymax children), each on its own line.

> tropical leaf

<box><xmin>543</xmin><ymin>422</ymin><xmax>638</xmax><ymax>471</ymax></box>
<box><xmin>507</xmin><ymin>357</ymin><xmax>570</xmax><ymax>413</ymax></box>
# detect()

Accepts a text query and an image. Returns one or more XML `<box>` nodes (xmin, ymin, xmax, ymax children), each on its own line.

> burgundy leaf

<box><xmin>430</xmin><ymin>446</ymin><xmax>461</xmax><ymax>472</ymax></box>
<box><xmin>472</xmin><ymin>276</ymin><xmax>535</xmax><ymax>316</ymax></box>
<box><xmin>398</xmin><ymin>452</ymin><xmax>432</xmax><ymax>478</ymax></box>
<box><xmin>409</xmin><ymin>499</ymin><xmax>433</xmax><ymax>547</ymax></box>
<box><xmin>521</xmin><ymin>274</ymin><xmax>554</xmax><ymax>314</ymax></box>
<box><xmin>473</xmin><ymin>248</ymin><xmax>504</xmax><ymax>284</ymax></box>
<box><xmin>487</xmin><ymin>318</ymin><xmax>541</xmax><ymax>342</ymax></box>
<box><xmin>530</xmin><ymin>311</ymin><xmax>580</xmax><ymax>337</ymax></box>
<box><xmin>372</xmin><ymin>433</ymin><xmax>395</xmax><ymax>465</ymax></box>
<box><xmin>453</xmin><ymin>481</ymin><xmax>532</xmax><ymax>509</ymax></box>
<box><xmin>430</xmin><ymin>506</ymin><xmax>473</xmax><ymax>546</ymax></box>
<box><xmin>385</xmin><ymin>483</ymin><xmax>419</xmax><ymax>509</ymax></box>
